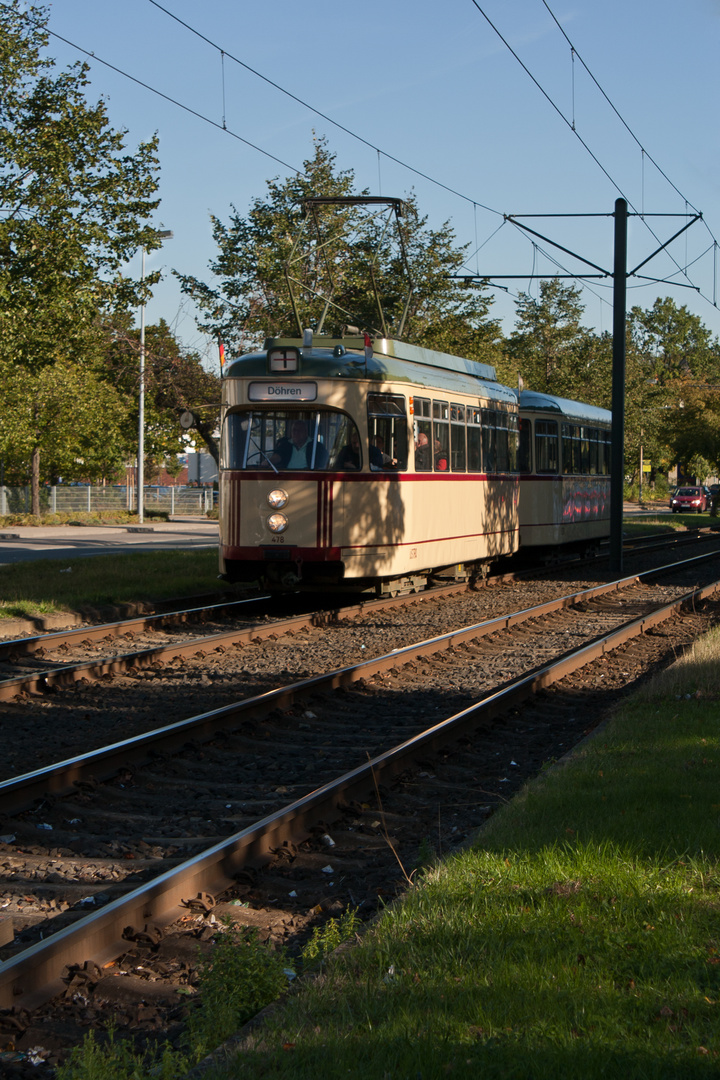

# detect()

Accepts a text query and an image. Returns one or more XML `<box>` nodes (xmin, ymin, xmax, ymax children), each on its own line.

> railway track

<box><xmin>0</xmin><ymin>582</ymin><xmax>476</xmax><ymax>703</ymax></box>
<box><xmin>1</xmin><ymin>551</ymin><xmax>719</xmax><ymax>1032</ymax></box>
<box><xmin>2</xmin><ymin>527</ymin><xmax>719</xmax><ymax>705</ymax></box>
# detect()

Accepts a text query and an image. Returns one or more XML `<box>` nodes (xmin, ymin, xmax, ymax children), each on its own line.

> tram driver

<box><xmin>271</xmin><ymin>418</ymin><xmax>328</xmax><ymax>469</ymax></box>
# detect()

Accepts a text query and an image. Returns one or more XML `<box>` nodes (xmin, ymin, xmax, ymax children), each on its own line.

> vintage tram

<box><xmin>219</xmin><ymin>333</ymin><xmax>521</xmax><ymax>592</ymax></box>
<box><xmin>218</xmin><ymin>333</ymin><xmax>611</xmax><ymax>592</ymax></box>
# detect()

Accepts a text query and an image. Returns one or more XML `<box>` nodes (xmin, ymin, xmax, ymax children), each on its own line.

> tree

<box><xmin>502</xmin><ymin>280</ymin><xmax>597</xmax><ymax>397</ymax></box>
<box><xmin>627</xmin><ymin>298</ymin><xmax>720</xmax><ymax>481</ymax></box>
<box><xmin>629</xmin><ymin>297</ymin><xmax>719</xmax><ymax>385</ymax></box>
<box><xmin>0</xmin><ymin>358</ymin><xmax>133</xmax><ymax>486</ymax></box>
<box><xmin>104</xmin><ymin>317</ymin><xmax>222</xmax><ymax>465</ymax></box>
<box><xmin>0</xmin><ymin>2</ymin><xmax>161</xmax><ymax>511</ymax></box>
<box><xmin>176</xmin><ymin>136</ymin><xmax>502</xmax><ymax>367</ymax></box>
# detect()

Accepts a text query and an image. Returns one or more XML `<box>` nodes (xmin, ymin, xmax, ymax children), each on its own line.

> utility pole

<box><xmin>609</xmin><ymin>198</ymin><xmax>627</xmax><ymax>575</ymax></box>
<box><xmin>459</xmin><ymin>201</ymin><xmax>700</xmax><ymax>580</ymax></box>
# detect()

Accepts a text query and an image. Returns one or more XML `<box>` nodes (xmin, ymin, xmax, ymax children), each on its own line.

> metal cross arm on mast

<box><xmin>629</xmin><ymin>214</ymin><xmax>702</xmax><ymax>276</ymax></box>
<box><xmin>475</xmin><ymin>204</ymin><xmax>704</xmax><ymax>578</ymax></box>
<box><xmin>504</xmin><ymin>214</ymin><xmax>611</xmax><ymax>277</ymax></box>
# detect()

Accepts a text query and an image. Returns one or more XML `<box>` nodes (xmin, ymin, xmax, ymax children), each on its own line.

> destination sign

<box><xmin>248</xmin><ymin>382</ymin><xmax>317</xmax><ymax>402</ymax></box>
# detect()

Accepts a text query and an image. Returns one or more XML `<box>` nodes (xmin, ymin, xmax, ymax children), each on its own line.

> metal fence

<box><xmin>0</xmin><ymin>485</ymin><xmax>215</xmax><ymax>517</ymax></box>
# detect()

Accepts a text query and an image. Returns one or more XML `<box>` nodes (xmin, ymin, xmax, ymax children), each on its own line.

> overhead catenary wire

<box><xmin>139</xmin><ymin>0</ymin><xmax>720</xmax><ymax>313</ymax></box>
<box><xmin>539</xmin><ymin>0</ymin><xmax>705</xmax><ymax>221</ymax></box>
<box><xmin>467</xmin><ymin>0</ymin><xmax>719</xmax><ymax>308</ymax></box>
<box><xmin>9</xmin><ymin>0</ymin><xmax>719</xmax><ymax>320</ymax></box>
<box><xmin>537</xmin><ymin>0</ymin><xmax>720</xmax><ymax>284</ymax></box>
<box><xmin>144</xmin><ymin>0</ymin><xmax>502</xmax><ymax>219</ymax></box>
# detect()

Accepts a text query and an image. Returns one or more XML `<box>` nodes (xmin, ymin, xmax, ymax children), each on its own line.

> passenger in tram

<box><xmin>434</xmin><ymin>438</ymin><xmax>448</xmax><ymax>471</ymax></box>
<box><xmin>415</xmin><ymin>431</ymin><xmax>431</xmax><ymax>471</ymax></box>
<box><xmin>371</xmin><ymin>434</ymin><xmax>397</xmax><ymax>469</ymax></box>
<box><xmin>271</xmin><ymin>419</ymin><xmax>328</xmax><ymax>469</ymax></box>
<box><xmin>338</xmin><ymin>428</ymin><xmax>387</xmax><ymax>470</ymax></box>
<box><xmin>337</xmin><ymin>428</ymin><xmax>363</xmax><ymax>470</ymax></box>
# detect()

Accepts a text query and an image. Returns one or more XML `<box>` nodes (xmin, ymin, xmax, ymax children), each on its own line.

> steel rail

<box><xmin>1</xmin><ymin>569</ymin><xmax>719</xmax><ymax>1009</ymax></box>
<box><xmin>0</xmin><ymin>569</ymin><xmax>649</xmax><ymax>815</ymax></box>
<box><xmin>1</xmin><ymin>552</ymin><xmax>718</xmax><ymax>814</ymax></box>
<box><xmin>0</xmin><ymin>596</ymin><xmax>269</xmax><ymax>660</ymax></box>
<box><xmin>0</xmin><ymin>582</ymin><xmax>472</xmax><ymax>702</ymax></box>
<box><xmin>2</xmin><ymin>527</ymin><xmax>716</xmax><ymax>675</ymax></box>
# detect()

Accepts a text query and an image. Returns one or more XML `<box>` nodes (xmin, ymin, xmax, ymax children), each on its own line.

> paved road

<box><xmin>0</xmin><ymin>506</ymin><xmax>674</xmax><ymax>566</ymax></box>
<box><xmin>0</xmin><ymin>518</ymin><xmax>218</xmax><ymax>565</ymax></box>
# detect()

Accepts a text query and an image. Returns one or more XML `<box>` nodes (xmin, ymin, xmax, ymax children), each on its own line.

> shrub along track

<box><xmin>0</xmin><ymin>550</ymin><xmax>720</xmax><ymax>1073</ymax></box>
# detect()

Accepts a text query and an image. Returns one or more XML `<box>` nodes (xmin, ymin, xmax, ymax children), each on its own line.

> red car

<box><xmin>670</xmin><ymin>486</ymin><xmax>708</xmax><ymax>513</ymax></box>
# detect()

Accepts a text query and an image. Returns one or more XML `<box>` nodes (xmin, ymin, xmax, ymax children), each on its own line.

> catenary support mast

<box><xmin>610</xmin><ymin>198</ymin><xmax>628</xmax><ymax>575</ymax></box>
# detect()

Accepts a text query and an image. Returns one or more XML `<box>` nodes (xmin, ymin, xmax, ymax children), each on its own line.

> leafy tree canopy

<box><xmin>177</xmin><ymin>136</ymin><xmax>502</xmax><ymax>367</ymax></box>
<box><xmin>0</xmin><ymin>1</ymin><xmax>163</xmax><ymax>508</ymax></box>
<box><xmin>0</xmin><ymin>357</ymin><xmax>133</xmax><ymax>484</ymax></box>
<box><xmin>0</xmin><ymin>2</ymin><xmax>162</xmax><ymax>368</ymax></box>
<box><xmin>104</xmin><ymin>317</ymin><xmax>222</xmax><ymax>464</ymax></box>
<box><xmin>501</xmin><ymin>280</ymin><xmax>596</xmax><ymax>398</ymax></box>
<box><xmin>629</xmin><ymin>297</ymin><xmax>720</xmax><ymax>384</ymax></box>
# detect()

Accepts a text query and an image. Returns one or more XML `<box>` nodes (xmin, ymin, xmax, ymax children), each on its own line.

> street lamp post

<box><xmin>138</xmin><ymin>230</ymin><xmax>173</xmax><ymax>523</ymax></box>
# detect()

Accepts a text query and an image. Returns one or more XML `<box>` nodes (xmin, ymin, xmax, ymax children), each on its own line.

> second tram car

<box><xmin>218</xmin><ymin>334</ymin><xmax>612</xmax><ymax>593</ymax></box>
<box><xmin>517</xmin><ymin>390</ymin><xmax>612</xmax><ymax>556</ymax></box>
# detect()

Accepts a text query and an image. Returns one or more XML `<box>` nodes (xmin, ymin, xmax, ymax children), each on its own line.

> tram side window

<box><xmin>450</xmin><ymin>404</ymin><xmax>466</xmax><ymax>471</ymax></box>
<box><xmin>535</xmin><ymin>420</ymin><xmax>559</xmax><ymax>474</ymax></box>
<box><xmin>495</xmin><ymin>410</ymin><xmax>517</xmax><ymax>472</ymax></box>
<box><xmin>562</xmin><ymin>423</ymin><xmax>579</xmax><ymax>475</ymax></box>
<box><xmin>601</xmin><ymin>430</ymin><xmax>611</xmax><ymax>474</ymax></box>
<box><xmin>222</xmin><ymin>412</ymin><xmax>250</xmax><ymax>469</ymax></box>
<box><xmin>482</xmin><ymin>409</ymin><xmax>496</xmax><ymax>473</ymax></box>
<box><xmin>518</xmin><ymin>418</ymin><xmax>532</xmax><ymax>473</ymax></box>
<box><xmin>587</xmin><ymin>427</ymin><xmax>599</xmax><ymax>475</ymax></box>
<box><xmin>495</xmin><ymin>413</ymin><xmax>508</xmax><ymax>472</ymax></box>
<box><xmin>507</xmin><ymin>412</ymin><xmax>519</xmax><ymax>472</ymax></box>
<box><xmin>467</xmin><ymin>407</ymin><xmax>482</xmax><ymax>472</ymax></box>
<box><xmin>414</xmin><ymin>397</ymin><xmax>432</xmax><ymax>471</ymax></box>
<box><xmin>367</xmin><ymin>393</ymin><xmax>408</xmax><ymax>470</ymax></box>
<box><xmin>433</xmin><ymin>400</ymin><xmax>449</xmax><ymax>471</ymax></box>
<box><xmin>581</xmin><ymin>428</ymin><xmax>591</xmax><ymax>473</ymax></box>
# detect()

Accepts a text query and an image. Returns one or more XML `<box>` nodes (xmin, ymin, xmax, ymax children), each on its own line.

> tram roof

<box><xmin>223</xmin><ymin>335</ymin><xmax>516</xmax><ymax>405</ymax></box>
<box><xmin>517</xmin><ymin>389</ymin><xmax>611</xmax><ymax>426</ymax></box>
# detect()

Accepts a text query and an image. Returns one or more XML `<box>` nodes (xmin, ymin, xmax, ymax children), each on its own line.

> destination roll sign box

<box><xmin>248</xmin><ymin>382</ymin><xmax>318</xmax><ymax>401</ymax></box>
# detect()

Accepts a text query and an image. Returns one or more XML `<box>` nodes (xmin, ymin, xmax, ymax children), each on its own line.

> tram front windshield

<box><xmin>223</xmin><ymin>409</ymin><xmax>361</xmax><ymax>471</ymax></box>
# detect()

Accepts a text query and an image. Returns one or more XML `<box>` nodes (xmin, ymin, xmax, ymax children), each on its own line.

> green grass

<box><xmin>621</xmin><ymin>519</ymin><xmax>679</xmax><ymax>537</ymax></box>
<box><xmin>205</xmin><ymin>629</ymin><xmax>720</xmax><ymax>1079</ymax></box>
<box><xmin>623</xmin><ymin>513</ymin><xmax>720</xmax><ymax>536</ymax></box>
<box><xmin>0</xmin><ymin>548</ymin><xmax>228</xmax><ymax>619</ymax></box>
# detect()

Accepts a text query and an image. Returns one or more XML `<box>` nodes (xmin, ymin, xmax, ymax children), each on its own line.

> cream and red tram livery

<box><xmin>219</xmin><ymin>334</ymin><xmax>520</xmax><ymax>592</ymax></box>
<box><xmin>516</xmin><ymin>390</ymin><xmax>612</xmax><ymax>552</ymax></box>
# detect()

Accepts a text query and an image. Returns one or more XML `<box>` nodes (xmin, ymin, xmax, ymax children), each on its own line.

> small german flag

<box><xmin>219</xmin><ymin>340</ymin><xmax>226</xmax><ymax>374</ymax></box>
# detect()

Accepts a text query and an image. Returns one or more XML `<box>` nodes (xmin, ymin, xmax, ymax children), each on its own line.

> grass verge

<box><xmin>205</xmin><ymin>628</ymin><xmax>720</xmax><ymax>1079</ymax></box>
<box><xmin>0</xmin><ymin>549</ymin><xmax>228</xmax><ymax>620</ymax></box>
<box><xmin>622</xmin><ymin>513</ymin><xmax>720</xmax><ymax>536</ymax></box>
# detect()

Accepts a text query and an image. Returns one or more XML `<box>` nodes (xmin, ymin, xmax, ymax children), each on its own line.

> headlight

<box><xmin>267</xmin><ymin>489</ymin><xmax>288</xmax><ymax>509</ymax></box>
<box><xmin>267</xmin><ymin>513</ymin><xmax>288</xmax><ymax>533</ymax></box>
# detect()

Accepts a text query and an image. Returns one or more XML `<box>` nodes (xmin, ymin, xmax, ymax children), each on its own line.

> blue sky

<box><xmin>46</xmin><ymin>0</ymin><xmax>720</xmax><ymax>370</ymax></box>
